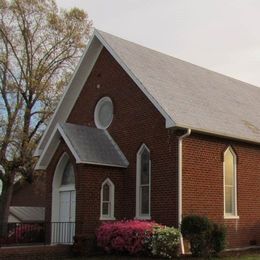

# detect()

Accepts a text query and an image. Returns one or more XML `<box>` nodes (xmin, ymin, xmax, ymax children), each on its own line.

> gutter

<box><xmin>178</xmin><ymin>128</ymin><xmax>191</xmax><ymax>254</ymax></box>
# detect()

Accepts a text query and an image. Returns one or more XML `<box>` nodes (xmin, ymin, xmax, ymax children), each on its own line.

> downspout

<box><xmin>178</xmin><ymin>128</ymin><xmax>191</xmax><ymax>254</ymax></box>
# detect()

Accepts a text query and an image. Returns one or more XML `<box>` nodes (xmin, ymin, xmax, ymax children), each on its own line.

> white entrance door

<box><xmin>59</xmin><ymin>191</ymin><xmax>75</xmax><ymax>222</ymax></box>
<box><xmin>52</xmin><ymin>157</ymin><xmax>76</xmax><ymax>244</ymax></box>
<box><xmin>58</xmin><ymin>190</ymin><xmax>76</xmax><ymax>243</ymax></box>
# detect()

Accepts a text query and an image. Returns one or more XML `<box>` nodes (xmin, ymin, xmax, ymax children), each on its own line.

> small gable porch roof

<box><xmin>36</xmin><ymin>123</ymin><xmax>129</xmax><ymax>170</ymax></box>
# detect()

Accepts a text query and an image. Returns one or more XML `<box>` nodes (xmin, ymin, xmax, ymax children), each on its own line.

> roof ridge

<box><xmin>96</xmin><ymin>29</ymin><xmax>260</xmax><ymax>91</ymax></box>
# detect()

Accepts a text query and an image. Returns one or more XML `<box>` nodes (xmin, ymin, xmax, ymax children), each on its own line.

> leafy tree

<box><xmin>0</xmin><ymin>0</ymin><xmax>92</xmax><ymax>235</ymax></box>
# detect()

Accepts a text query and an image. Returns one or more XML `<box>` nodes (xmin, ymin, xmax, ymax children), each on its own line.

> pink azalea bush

<box><xmin>96</xmin><ymin>220</ymin><xmax>157</xmax><ymax>255</ymax></box>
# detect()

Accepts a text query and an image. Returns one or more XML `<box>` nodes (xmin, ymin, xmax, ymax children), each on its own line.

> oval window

<box><xmin>94</xmin><ymin>97</ymin><xmax>114</xmax><ymax>129</ymax></box>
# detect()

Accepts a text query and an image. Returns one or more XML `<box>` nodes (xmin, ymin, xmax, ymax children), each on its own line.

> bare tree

<box><xmin>0</xmin><ymin>0</ymin><xmax>92</xmax><ymax>234</ymax></box>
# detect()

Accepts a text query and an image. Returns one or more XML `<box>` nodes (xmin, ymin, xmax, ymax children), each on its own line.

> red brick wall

<box><xmin>44</xmin><ymin>47</ymin><xmax>260</xmax><ymax>250</ymax></box>
<box><xmin>45</xmin><ymin>48</ymin><xmax>179</xmax><ymax>238</ymax></box>
<box><xmin>182</xmin><ymin>133</ymin><xmax>260</xmax><ymax>249</ymax></box>
<box><xmin>75</xmin><ymin>164</ymin><xmax>124</xmax><ymax>235</ymax></box>
<box><xmin>11</xmin><ymin>181</ymin><xmax>45</xmax><ymax>207</ymax></box>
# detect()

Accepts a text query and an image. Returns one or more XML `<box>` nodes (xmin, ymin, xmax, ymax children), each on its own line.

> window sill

<box><xmin>135</xmin><ymin>215</ymin><xmax>151</xmax><ymax>220</ymax></box>
<box><xmin>224</xmin><ymin>215</ymin><xmax>240</xmax><ymax>220</ymax></box>
<box><xmin>100</xmin><ymin>217</ymin><xmax>116</xmax><ymax>221</ymax></box>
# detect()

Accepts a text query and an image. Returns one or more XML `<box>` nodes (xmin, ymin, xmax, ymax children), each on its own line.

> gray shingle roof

<box><xmin>98</xmin><ymin>30</ymin><xmax>260</xmax><ymax>143</ymax></box>
<box><xmin>59</xmin><ymin>123</ymin><xmax>129</xmax><ymax>168</ymax></box>
<box><xmin>9</xmin><ymin>207</ymin><xmax>45</xmax><ymax>222</ymax></box>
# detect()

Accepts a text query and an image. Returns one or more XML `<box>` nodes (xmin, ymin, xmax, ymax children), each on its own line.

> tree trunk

<box><xmin>0</xmin><ymin>173</ymin><xmax>15</xmax><ymax>237</ymax></box>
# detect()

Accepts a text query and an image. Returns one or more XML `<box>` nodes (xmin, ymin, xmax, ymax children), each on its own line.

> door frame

<box><xmin>51</xmin><ymin>153</ymin><xmax>76</xmax><ymax>244</ymax></box>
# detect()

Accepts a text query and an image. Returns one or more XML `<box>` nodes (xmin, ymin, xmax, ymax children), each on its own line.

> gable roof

<box><xmin>36</xmin><ymin>123</ymin><xmax>129</xmax><ymax>170</ymax></box>
<box><xmin>35</xmin><ymin>30</ymin><xmax>260</xmax><ymax>159</ymax></box>
<box><xmin>97</xmin><ymin>31</ymin><xmax>260</xmax><ymax>144</ymax></box>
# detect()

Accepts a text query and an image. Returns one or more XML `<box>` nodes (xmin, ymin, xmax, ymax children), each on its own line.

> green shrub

<box><xmin>181</xmin><ymin>215</ymin><xmax>213</xmax><ymax>257</ymax></box>
<box><xmin>148</xmin><ymin>225</ymin><xmax>180</xmax><ymax>259</ymax></box>
<box><xmin>181</xmin><ymin>214</ymin><xmax>213</xmax><ymax>238</ymax></box>
<box><xmin>181</xmin><ymin>215</ymin><xmax>226</xmax><ymax>257</ymax></box>
<box><xmin>211</xmin><ymin>223</ymin><xmax>226</xmax><ymax>254</ymax></box>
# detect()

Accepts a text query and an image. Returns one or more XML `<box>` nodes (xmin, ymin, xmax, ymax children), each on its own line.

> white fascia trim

<box><xmin>35</xmin><ymin>125</ymin><xmax>61</xmax><ymax>170</ymax></box>
<box><xmin>38</xmin><ymin>156</ymin><xmax>128</xmax><ymax>170</ymax></box>
<box><xmin>176</xmin><ymin>123</ymin><xmax>260</xmax><ymax>146</ymax></box>
<box><xmin>76</xmin><ymin>160</ymin><xmax>128</xmax><ymax>168</ymax></box>
<box><xmin>34</xmin><ymin>148</ymin><xmax>42</xmax><ymax>157</ymax></box>
<box><xmin>34</xmin><ymin>34</ymin><xmax>103</xmax><ymax>157</ymax></box>
<box><xmin>94</xmin><ymin>30</ymin><xmax>176</xmax><ymax>129</ymax></box>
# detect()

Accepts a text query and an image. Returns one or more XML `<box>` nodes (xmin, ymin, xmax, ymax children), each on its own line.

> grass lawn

<box><xmin>219</xmin><ymin>249</ymin><xmax>260</xmax><ymax>260</ymax></box>
<box><xmin>65</xmin><ymin>254</ymin><xmax>260</xmax><ymax>260</ymax></box>
<box><xmin>87</xmin><ymin>256</ymin><xmax>260</xmax><ymax>259</ymax></box>
<box><xmin>221</xmin><ymin>254</ymin><xmax>260</xmax><ymax>260</ymax></box>
<box><xmin>65</xmin><ymin>252</ymin><xmax>260</xmax><ymax>260</ymax></box>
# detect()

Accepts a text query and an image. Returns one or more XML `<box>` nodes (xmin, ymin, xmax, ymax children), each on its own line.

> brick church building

<box><xmin>35</xmin><ymin>30</ymin><xmax>260</xmax><ymax>250</ymax></box>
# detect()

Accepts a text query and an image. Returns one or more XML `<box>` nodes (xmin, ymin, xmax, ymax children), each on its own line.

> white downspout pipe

<box><xmin>178</xmin><ymin>128</ymin><xmax>191</xmax><ymax>254</ymax></box>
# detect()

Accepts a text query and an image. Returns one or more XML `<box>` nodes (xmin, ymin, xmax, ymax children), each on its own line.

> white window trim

<box><xmin>223</xmin><ymin>146</ymin><xmax>239</xmax><ymax>219</ymax></box>
<box><xmin>100</xmin><ymin>178</ymin><xmax>115</xmax><ymax>220</ymax></box>
<box><xmin>94</xmin><ymin>96</ymin><xmax>114</xmax><ymax>129</ymax></box>
<box><xmin>135</xmin><ymin>144</ymin><xmax>151</xmax><ymax>220</ymax></box>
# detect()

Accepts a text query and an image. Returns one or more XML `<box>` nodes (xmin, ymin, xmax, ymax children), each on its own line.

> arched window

<box><xmin>224</xmin><ymin>147</ymin><xmax>238</xmax><ymax>218</ymax></box>
<box><xmin>100</xmin><ymin>178</ymin><xmax>115</xmax><ymax>220</ymax></box>
<box><xmin>136</xmin><ymin>144</ymin><xmax>151</xmax><ymax>219</ymax></box>
<box><xmin>61</xmin><ymin>161</ymin><xmax>75</xmax><ymax>186</ymax></box>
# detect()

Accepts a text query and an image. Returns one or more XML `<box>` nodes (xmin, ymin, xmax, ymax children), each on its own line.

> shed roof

<box><xmin>9</xmin><ymin>207</ymin><xmax>45</xmax><ymax>222</ymax></box>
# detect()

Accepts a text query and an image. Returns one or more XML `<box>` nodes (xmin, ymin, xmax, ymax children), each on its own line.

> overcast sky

<box><xmin>56</xmin><ymin>0</ymin><xmax>260</xmax><ymax>87</ymax></box>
